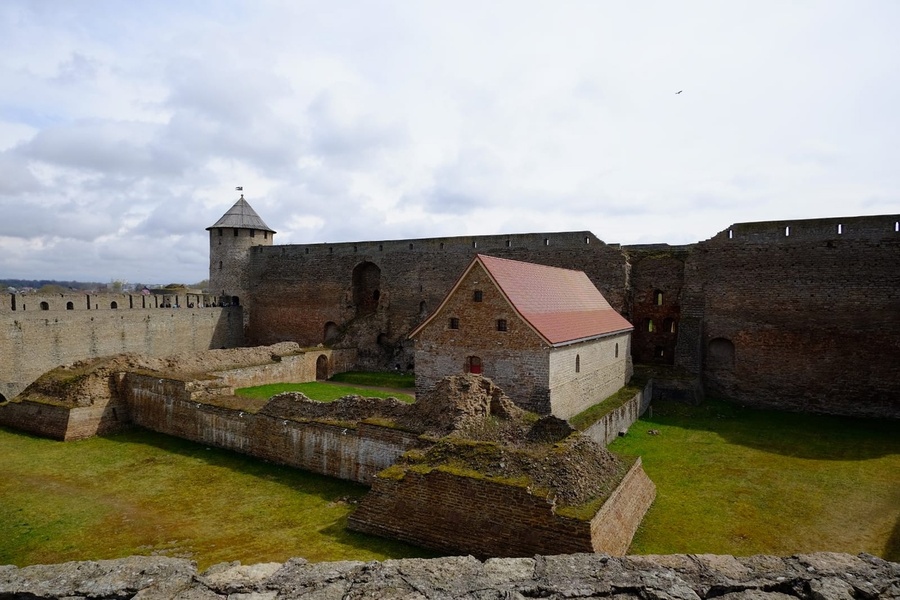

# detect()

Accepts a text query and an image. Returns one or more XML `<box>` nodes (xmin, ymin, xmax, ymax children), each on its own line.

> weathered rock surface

<box><xmin>1</xmin><ymin>552</ymin><xmax>897</xmax><ymax>599</ymax></box>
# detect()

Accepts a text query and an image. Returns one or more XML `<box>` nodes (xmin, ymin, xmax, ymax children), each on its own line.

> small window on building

<box><xmin>654</xmin><ymin>290</ymin><xmax>664</xmax><ymax>305</ymax></box>
<box><xmin>728</xmin><ymin>229</ymin><xmax>733</xmax><ymax>239</ymax></box>
<box><xmin>785</xmin><ymin>226</ymin><xmax>790</xmax><ymax>237</ymax></box>
<box><xmin>264</xmin><ymin>231</ymin><xmax>268</xmax><ymax>239</ymax></box>
<box><xmin>585</xmin><ymin>236</ymin><xmax>590</xmax><ymax>244</ymax></box>
<box><xmin>110</xmin><ymin>301</ymin><xmax>118</xmax><ymax>309</ymax></box>
<box><xmin>40</xmin><ymin>301</ymin><xmax>49</xmax><ymax>311</ymax></box>
<box><xmin>506</xmin><ymin>240</ymin><xmax>511</xmax><ymax>247</ymax></box>
<box><xmin>544</xmin><ymin>238</ymin><xmax>549</xmax><ymax>246</ymax></box>
<box><xmin>408</xmin><ymin>243</ymin><xmax>413</xmax><ymax>250</ymax></box>
<box><xmin>379</xmin><ymin>244</ymin><xmax>384</xmax><ymax>251</ymax></box>
<box><xmin>329</xmin><ymin>247</ymin><xmax>333</xmax><ymax>254</ymax></box>
<box><xmin>472</xmin><ymin>241</ymin><xmax>478</xmax><ymax>248</ymax></box>
<box><xmin>655</xmin><ymin>346</ymin><xmax>665</xmax><ymax>358</ymax></box>
<box><xmin>646</xmin><ymin>319</ymin><xmax>655</xmax><ymax>332</ymax></box>
<box><xmin>218</xmin><ymin>228</ymin><xmax>223</xmax><ymax>236</ymax></box>
<box><xmin>497</xmin><ymin>319</ymin><xmax>507</xmax><ymax>332</ymax></box>
<box><xmin>449</xmin><ymin>317</ymin><xmax>460</xmax><ymax>329</ymax></box>
<box><xmin>234</xmin><ymin>229</ymin><xmax>239</xmax><ymax>237</ymax></box>
<box><xmin>615</xmin><ymin>343</ymin><xmax>619</xmax><ymax>358</ymax></box>
<box><xmin>837</xmin><ymin>224</ymin><xmax>842</xmax><ymax>235</ymax></box>
<box><xmin>575</xmin><ymin>354</ymin><xmax>580</xmax><ymax>373</ymax></box>
<box><xmin>664</xmin><ymin>318</ymin><xmax>677</xmax><ymax>333</ymax></box>
<box><xmin>218</xmin><ymin>261</ymin><xmax>223</xmax><ymax>270</ymax></box>
<box><xmin>250</xmin><ymin>229</ymin><xmax>255</xmax><ymax>238</ymax></box>
<box><xmin>353</xmin><ymin>245</ymin><xmax>357</xmax><ymax>252</ymax></box>
<box><xmin>66</xmin><ymin>302</ymin><xmax>74</xmax><ymax>310</ymax></box>
<box><xmin>473</xmin><ymin>290</ymin><xmax>483</xmax><ymax>302</ymax></box>
<box><xmin>305</xmin><ymin>247</ymin><xmax>309</xmax><ymax>254</ymax></box>
<box><xmin>440</xmin><ymin>242</ymin><xmax>445</xmax><ymax>250</ymax></box>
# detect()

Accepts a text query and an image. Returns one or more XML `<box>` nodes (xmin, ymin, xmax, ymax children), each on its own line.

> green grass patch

<box><xmin>329</xmin><ymin>371</ymin><xmax>415</xmax><ymax>389</ymax></box>
<box><xmin>608</xmin><ymin>399</ymin><xmax>900</xmax><ymax>561</ymax></box>
<box><xmin>0</xmin><ymin>426</ymin><xmax>435</xmax><ymax>569</ymax></box>
<box><xmin>235</xmin><ymin>382</ymin><xmax>414</xmax><ymax>403</ymax></box>
<box><xmin>569</xmin><ymin>383</ymin><xmax>644</xmax><ymax>431</ymax></box>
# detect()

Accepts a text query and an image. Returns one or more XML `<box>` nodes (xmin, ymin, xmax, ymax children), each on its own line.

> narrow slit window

<box><xmin>615</xmin><ymin>343</ymin><xmax>619</xmax><ymax>358</ymax></box>
<box><xmin>234</xmin><ymin>229</ymin><xmax>239</xmax><ymax>237</ymax></box>
<box><xmin>728</xmin><ymin>229</ymin><xmax>733</xmax><ymax>239</ymax></box>
<box><xmin>575</xmin><ymin>354</ymin><xmax>580</xmax><ymax>373</ymax></box>
<box><xmin>472</xmin><ymin>241</ymin><xmax>478</xmax><ymax>248</ymax></box>
<box><xmin>837</xmin><ymin>224</ymin><xmax>843</xmax><ymax>235</ymax></box>
<box><xmin>646</xmin><ymin>319</ymin><xmax>655</xmax><ymax>332</ymax></box>
<box><xmin>785</xmin><ymin>226</ymin><xmax>790</xmax><ymax>237</ymax></box>
<box><xmin>250</xmin><ymin>229</ymin><xmax>255</xmax><ymax>238</ymax></box>
<box><xmin>409</xmin><ymin>243</ymin><xmax>414</xmax><ymax>250</ymax></box>
<box><xmin>654</xmin><ymin>290</ymin><xmax>663</xmax><ymax>305</ymax></box>
<box><xmin>585</xmin><ymin>236</ymin><xmax>590</xmax><ymax>244</ymax></box>
<box><xmin>506</xmin><ymin>240</ymin><xmax>511</xmax><ymax>247</ymax></box>
<box><xmin>544</xmin><ymin>238</ymin><xmax>549</xmax><ymax>246</ymax></box>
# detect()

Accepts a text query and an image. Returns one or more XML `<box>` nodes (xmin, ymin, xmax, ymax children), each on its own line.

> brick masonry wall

<box><xmin>548</xmin><ymin>333</ymin><xmax>632</xmax><ymax>420</ymax></box>
<box><xmin>246</xmin><ymin>232</ymin><xmax>628</xmax><ymax>373</ymax></box>
<box><xmin>412</xmin><ymin>262</ymin><xmax>551</xmax><ymax>414</ymax></box>
<box><xmin>682</xmin><ymin>222</ymin><xmax>900</xmax><ymax>417</ymax></box>
<box><xmin>626</xmin><ymin>249</ymin><xmax>687</xmax><ymax>365</ymax></box>
<box><xmin>125</xmin><ymin>374</ymin><xmax>419</xmax><ymax>483</ymax></box>
<box><xmin>0</xmin><ymin>304</ymin><xmax>243</xmax><ymax>401</ymax></box>
<box><xmin>347</xmin><ymin>460</ymin><xmax>655</xmax><ymax>558</ymax></box>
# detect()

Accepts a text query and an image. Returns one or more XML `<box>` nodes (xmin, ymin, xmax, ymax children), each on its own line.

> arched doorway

<box><xmin>316</xmin><ymin>355</ymin><xmax>328</xmax><ymax>380</ymax></box>
<box><xmin>466</xmin><ymin>356</ymin><xmax>483</xmax><ymax>375</ymax></box>
<box><xmin>708</xmin><ymin>338</ymin><xmax>735</xmax><ymax>370</ymax></box>
<box><xmin>323</xmin><ymin>322</ymin><xmax>340</xmax><ymax>344</ymax></box>
<box><xmin>352</xmin><ymin>262</ymin><xmax>381</xmax><ymax>316</ymax></box>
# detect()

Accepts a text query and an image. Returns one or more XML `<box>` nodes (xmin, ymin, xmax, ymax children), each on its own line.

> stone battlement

<box><xmin>706</xmin><ymin>213</ymin><xmax>900</xmax><ymax>244</ymax></box>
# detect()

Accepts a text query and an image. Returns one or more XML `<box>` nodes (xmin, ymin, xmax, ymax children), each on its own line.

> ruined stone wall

<box><xmin>548</xmin><ymin>333</ymin><xmax>632</xmax><ymax>420</ymax></box>
<box><xmin>626</xmin><ymin>247</ymin><xmax>688</xmax><ymax>365</ymax></box>
<box><xmin>412</xmin><ymin>262</ymin><xmax>550</xmax><ymax>414</ymax></box>
<box><xmin>125</xmin><ymin>374</ymin><xmax>419</xmax><ymax>483</ymax></box>
<box><xmin>246</xmin><ymin>232</ymin><xmax>628</xmax><ymax>372</ymax></box>
<box><xmin>679</xmin><ymin>215</ymin><xmax>900</xmax><ymax>417</ymax></box>
<box><xmin>348</xmin><ymin>460</ymin><xmax>655</xmax><ymax>559</ymax></box>
<box><xmin>2</xmin><ymin>552</ymin><xmax>897</xmax><ymax>599</ymax></box>
<box><xmin>582</xmin><ymin>380</ymin><xmax>653</xmax><ymax>446</ymax></box>
<box><xmin>0</xmin><ymin>302</ymin><xmax>243</xmax><ymax>401</ymax></box>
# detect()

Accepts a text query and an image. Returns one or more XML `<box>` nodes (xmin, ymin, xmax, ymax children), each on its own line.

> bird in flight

<box><xmin>675</xmin><ymin>90</ymin><xmax>683</xmax><ymax>94</ymax></box>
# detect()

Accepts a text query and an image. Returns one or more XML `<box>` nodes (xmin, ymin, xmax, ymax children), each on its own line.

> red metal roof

<box><xmin>477</xmin><ymin>255</ymin><xmax>633</xmax><ymax>345</ymax></box>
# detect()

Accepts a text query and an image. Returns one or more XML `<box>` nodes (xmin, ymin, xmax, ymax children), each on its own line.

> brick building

<box><xmin>410</xmin><ymin>255</ymin><xmax>633</xmax><ymax>418</ymax></box>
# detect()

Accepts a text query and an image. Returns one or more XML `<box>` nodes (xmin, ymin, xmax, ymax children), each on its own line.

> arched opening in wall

<box><xmin>466</xmin><ymin>356</ymin><xmax>483</xmax><ymax>375</ymax></box>
<box><xmin>316</xmin><ymin>355</ymin><xmax>328</xmax><ymax>380</ymax></box>
<box><xmin>0</xmin><ymin>392</ymin><xmax>6</xmax><ymax>404</ymax></box>
<box><xmin>231</xmin><ymin>296</ymin><xmax>240</xmax><ymax>306</ymax></box>
<box><xmin>323</xmin><ymin>322</ymin><xmax>340</xmax><ymax>344</ymax></box>
<box><xmin>645</xmin><ymin>319</ymin><xmax>655</xmax><ymax>332</ymax></box>
<box><xmin>655</xmin><ymin>346</ymin><xmax>665</xmax><ymax>358</ymax></box>
<box><xmin>707</xmin><ymin>338</ymin><xmax>735</xmax><ymax>370</ymax></box>
<box><xmin>40</xmin><ymin>301</ymin><xmax>49</xmax><ymax>311</ymax></box>
<box><xmin>664</xmin><ymin>318</ymin><xmax>677</xmax><ymax>333</ymax></box>
<box><xmin>654</xmin><ymin>290</ymin><xmax>664</xmax><ymax>305</ymax></box>
<box><xmin>352</xmin><ymin>262</ymin><xmax>381</xmax><ymax>316</ymax></box>
<box><xmin>66</xmin><ymin>302</ymin><xmax>74</xmax><ymax>310</ymax></box>
<box><xmin>575</xmin><ymin>354</ymin><xmax>580</xmax><ymax>373</ymax></box>
<box><xmin>110</xmin><ymin>302</ymin><xmax>118</xmax><ymax>309</ymax></box>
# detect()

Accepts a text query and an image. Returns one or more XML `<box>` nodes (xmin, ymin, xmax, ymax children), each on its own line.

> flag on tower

<box><xmin>236</xmin><ymin>186</ymin><xmax>243</xmax><ymax>191</ymax></box>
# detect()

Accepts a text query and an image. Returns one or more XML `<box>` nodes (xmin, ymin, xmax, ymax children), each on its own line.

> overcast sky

<box><xmin>1</xmin><ymin>1</ymin><xmax>898</xmax><ymax>284</ymax></box>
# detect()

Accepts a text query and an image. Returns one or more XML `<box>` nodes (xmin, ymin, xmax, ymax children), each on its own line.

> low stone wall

<box><xmin>589</xmin><ymin>458</ymin><xmax>657</xmax><ymax>555</ymax></box>
<box><xmin>0</xmin><ymin>400</ymin><xmax>72</xmax><ymax>440</ymax></box>
<box><xmin>125</xmin><ymin>373</ymin><xmax>420</xmax><ymax>484</ymax></box>
<box><xmin>348</xmin><ymin>459</ymin><xmax>655</xmax><ymax>558</ymax></box>
<box><xmin>582</xmin><ymin>380</ymin><xmax>653</xmax><ymax>446</ymax></box>
<box><xmin>3</xmin><ymin>552</ymin><xmax>896</xmax><ymax>599</ymax></box>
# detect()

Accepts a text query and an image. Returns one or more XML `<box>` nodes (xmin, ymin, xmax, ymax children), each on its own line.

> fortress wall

<box><xmin>348</xmin><ymin>461</ymin><xmax>655</xmax><ymax>558</ymax></box>
<box><xmin>246</xmin><ymin>232</ymin><xmax>628</xmax><ymax>370</ymax></box>
<box><xmin>682</xmin><ymin>215</ymin><xmax>900</xmax><ymax>417</ymax></box>
<box><xmin>625</xmin><ymin>249</ymin><xmax>688</xmax><ymax>365</ymax></box>
<box><xmin>211</xmin><ymin>352</ymin><xmax>327</xmax><ymax>389</ymax></box>
<box><xmin>0</xmin><ymin>306</ymin><xmax>243</xmax><ymax>401</ymax></box>
<box><xmin>125</xmin><ymin>374</ymin><xmax>419</xmax><ymax>483</ymax></box>
<box><xmin>0</xmin><ymin>400</ymin><xmax>72</xmax><ymax>440</ymax></box>
<box><xmin>582</xmin><ymin>380</ymin><xmax>652</xmax><ymax>446</ymax></box>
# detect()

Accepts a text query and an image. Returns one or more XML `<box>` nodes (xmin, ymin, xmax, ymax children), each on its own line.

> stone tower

<box><xmin>207</xmin><ymin>194</ymin><xmax>275</xmax><ymax>305</ymax></box>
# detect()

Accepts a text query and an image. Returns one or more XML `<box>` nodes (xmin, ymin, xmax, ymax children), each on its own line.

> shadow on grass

<box><xmin>641</xmin><ymin>398</ymin><xmax>900</xmax><ymax>461</ymax></box>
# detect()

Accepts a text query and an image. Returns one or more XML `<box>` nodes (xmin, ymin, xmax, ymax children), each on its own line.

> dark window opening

<box><xmin>645</xmin><ymin>319</ymin><xmax>655</xmax><ymax>332</ymax></box>
<box><xmin>440</xmin><ymin>243</ymin><xmax>444</xmax><ymax>250</ymax></box>
<box><xmin>231</xmin><ymin>296</ymin><xmax>240</xmax><ymax>306</ymax></box>
<box><xmin>654</xmin><ymin>290</ymin><xmax>664</xmax><ymax>305</ymax></box>
<box><xmin>664</xmin><ymin>318</ymin><xmax>677</xmax><ymax>333</ymax></box>
<box><xmin>316</xmin><ymin>355</ymin><xmax>328</xmax><ymax>380</ymax></box>
<box><xmin>250</xmin><ymin>229</ymin><xmax>255</xmax><ymax>238</ymax></box>
<box><xmin>615</xmin><ymin>343</ymin><xmax>619</xmax><ymax>358</ymax></box>
<box><xmin>585</xmin><ymin>236</ymin><xmax>590</xmax><ymax>244</ymax></box>
<box><xmin>305</xmin><ymin>247</ymin><xmax>309</xmax><ymax>254</ymax></box>
<box><xmin>324</xmin><ymin>322</ymin><xmax>340</xmax><ymax>344</ymax></box>
<box><xmin>419</xmin><ymin>300</ymin><xmax>427</xmax><ymax>315</ymax></box>
<box><xmin>575</xmin><ymin>354</ymin><xmax>580</xmax><ymax>373</ymax></box>
<box><xmin>655</xmin><ymin>346</ymin><xmax>665</xmax><ymax>358</ymax></box>
<box><xmin>473</xmin><ymin>290</ymin><xmax>483</xmax><ymax>302</ymax></box>
<box><xmin>544</xmin><ymin>238</ymin><xmax>549</xmax><ymax>246</ymax></box>
<box><xmin>218</xmin><ymin>261</ymin><xmax>223</xmax><ymax>270</ymax></box>
<box><xmin>110</xmin><ymin>302</ymin><xmax>118</xmax><ymax>309</ymax></box>
<box><xmin>264</xmin><ymin>231</ymin><xmax>268</xmax><ymax>239</ymax></box>
<box><xmin>66</xmin><ymin>302</ymin><xmax>74</xmax><ymax>310</ymax></box>
<box><xmin>234</xmin><ymin>229</ymin><xmax>239</xmax><ymax>237</ymax></box>
<box><xmin>497</xmin><ymin>319</ymin><xmax>507</xmax><ymax>332</ymax></box>
<box><xmin>39</xmin><ymin>301</ymin><xmax>49</xmax><ymax>310</ymax></box>
<box><xmin>506</xmin><ymin>240</ymin><xmax>511</xmax><ymax>247</ymax></box>
<box><xmin>409</xmin><ymin>243</ymin><xmax>414</xmax><ymax>250</ymax></box>
<box><xmin>218</xmin><ymin>228</ymin><xmax>223</xmax><ymax>236</ymax></box>
<box><xmin>449</xmin><ymin>317</ymin><xmax>460</xmax><ymax>329</ymax></box>
<box><xmin>379</xmin><ymin>244</ymin><xmax>384</xmax><ymax>251</ymax></box>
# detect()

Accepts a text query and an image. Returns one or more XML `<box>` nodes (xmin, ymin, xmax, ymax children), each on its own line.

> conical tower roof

<box><xmin>206</xmin><ymin>195</ymin><xmax>276</xmax><ymax>233</ymax></box>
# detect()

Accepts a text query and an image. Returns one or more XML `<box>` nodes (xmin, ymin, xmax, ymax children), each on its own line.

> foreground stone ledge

<box><xmin>1</xmin><ymin>552</ymin><xmax>898</xmax><ymax>599</ymax></box>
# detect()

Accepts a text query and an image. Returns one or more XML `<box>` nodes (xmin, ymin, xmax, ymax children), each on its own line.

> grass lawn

<box><xmin>609</xmin><ymin>399</ymin><xmax>900</xmax><ymax>561</ymax></box>
<box><xmin>329</xmin><ymin>371</ymin><xmax>415</xmax><ymax>389</ymax></box>
<box><xmin>0</xmin><ymin>426</ymin><xmax>434</xmax><ymax>569</ymax></box>
<box><xmin>235</xmin><ymin>381</ymin><xmax>415</xmax><ymax>403</ymax></box>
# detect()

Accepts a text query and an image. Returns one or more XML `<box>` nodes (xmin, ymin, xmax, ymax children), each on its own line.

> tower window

<box><xmin>646</xmin><ymin>319</ymin><xmax>655</xmax><ymax>332</ymax></box>
<box><xmin>496</xmin><ymin>319</ymin><xmax>507</xmax><ymax>332</ymax></box>
<box><xmin>473</xmin><ymin>290</ymin><xmax>483</xmax><ymax>302</ymax></box>
<box><xmin>575</xmin><ymin>354</ymin><xmax>580</xmax><ymax>373</ymax></box>
<box><xmin>218</xmin><ymin>228</ymin><xmax>223</xmax><ymax>236</ymax></box>
<box><xmin>449</xmin><ymin>317</ymin><xmax>460</xmax><ymax>330</ymax></box>
<box><xmin>654</xmin><ymin>290</ymin><xmax>664</xmax><ymax>305</ymax></box>
<box><xmin>264</xmin><ymin>231</ymin><xmax>268</xmax><ymax>239</ymax></box>
<box><xmin>234</xmin><ymin>229</ymin><xmax>239</xmax><ymax>237</ymax></box>
<box><xmin>615</xmin><ymin>343</ymin><xmax>619</xmax><ymax>358</ymax></box>
<box><xmin>250</xmin><ymin>229</ymin><xmax>255</xmax><ymax>238</ymax></box>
